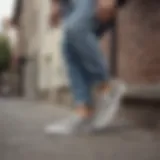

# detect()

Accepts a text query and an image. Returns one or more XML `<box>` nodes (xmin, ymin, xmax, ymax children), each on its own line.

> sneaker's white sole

<box><xmin>94</xmin><ymin>83</ymin><xmax>126</xmax><ymax>130</ymax></box>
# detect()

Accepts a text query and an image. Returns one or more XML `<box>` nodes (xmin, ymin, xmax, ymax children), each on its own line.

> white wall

<box><xmin>37</xmin><ymin>0</ymin><xmax>69</xmax><ymax>92</ymax></box>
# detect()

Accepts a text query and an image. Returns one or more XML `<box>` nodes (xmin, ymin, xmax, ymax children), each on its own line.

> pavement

<box><xmin>0</xmin><ymin>98</ymin><xmax>160</xmax><ymax>160</ymax></box>
<box><xmin>124</xmin><ymin>84</ymin><xmax>160</xmax><ymax>101</ymax></box>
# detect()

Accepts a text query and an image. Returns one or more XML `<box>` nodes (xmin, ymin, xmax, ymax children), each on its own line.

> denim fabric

<box><xmin>62</xmin><ymin>0</ymin><xmax>110</xmax><ymax>105</ymax></box>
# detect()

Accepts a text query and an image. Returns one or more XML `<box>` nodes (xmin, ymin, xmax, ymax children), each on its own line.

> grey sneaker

<box><xmin>45</xmin><ymin>114</ymin><xmax>94</xmax><ymax>135</ymax></box>
<box><xmin>93</xmin><ymin>81</ymin><xmax>126</xmax><ymax>130</ymax></box>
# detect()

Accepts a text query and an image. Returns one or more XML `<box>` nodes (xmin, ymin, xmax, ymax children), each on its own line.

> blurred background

<box><xmin>0</xmin><ymin>0</ymin><xmax>159</xmax><ymax>160</ymax></box>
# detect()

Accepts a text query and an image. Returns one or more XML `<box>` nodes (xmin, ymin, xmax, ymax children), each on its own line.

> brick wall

<box><xmin>118</xmin><ymin>0</ymin><xmax>160</xmax><ymax>84</ymax></box>
<box><xmin>102</xmin><ymin>0</ymin><xmax>160</xmax><ymax>85</ymax></box>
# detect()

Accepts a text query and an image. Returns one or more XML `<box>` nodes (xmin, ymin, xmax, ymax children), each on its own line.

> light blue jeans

<box><xmin>62</xmin><ymin>0</ymin><xmax>110</xmax><ymax>106</ymax></box>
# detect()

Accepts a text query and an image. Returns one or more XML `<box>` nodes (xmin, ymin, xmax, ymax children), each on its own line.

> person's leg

<box><xmin>45</xmin><ymin>0</ymin><xmax>125</xmax><ymax>134</ymax></box>
<box><xmin>63</xmin><ymin>0</ymin><xmax>126</xmax><ymax>130</ymax></box>
<box><xmin>45</xmin><ymin>36</ymin><xmax>95</xmax><ymax>135</ymax></box>
<box><xmin>62</xmin><ymin>38</ymin><xmax>94</xmax><ymax>117</ymax></box>
<box><xmin>64</xmin><ymin>13</ymin><xmax>111</xmax><ymax>97</ymax></box>
<box><xmin>45</xmin><ymin>0</ymin><xmax>111</xmax><ymax>135</ymax></box>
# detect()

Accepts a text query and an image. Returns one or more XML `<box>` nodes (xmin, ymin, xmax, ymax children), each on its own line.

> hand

<box><xmin>96</xmin><ymin>7</ymin><xmax>116</xmax><ymax>23</ymax></box>
<box><xmin>49</xmin><ymin>13</ymin><xmax>61</xmax><ymax>27</ymax></box>
<box><xmin>49</xmin><ymin>1</ymin><xmax>61</xmax><ymax>27</ymax></box>
<box><xmin>96</xmin><ymin>0</ymin><xmax>116</xmax><ymax>23</ymax></box>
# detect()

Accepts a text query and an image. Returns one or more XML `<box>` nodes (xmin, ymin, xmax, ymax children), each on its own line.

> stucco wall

<box><xmin>37</xmin><ymin>0</ymin><xmax>69</xmax><ymax>92</ymax></box>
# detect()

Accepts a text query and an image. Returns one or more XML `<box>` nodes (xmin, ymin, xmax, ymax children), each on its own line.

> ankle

<box><xmin>75</xmin><ymin>104</ymin><xmax>94</xmax><ymax>118</ymax></box>
<box><xmin>96</xmin><ymin>82</ymin><xmax>111</xmax><ymax>95</ymax></box>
